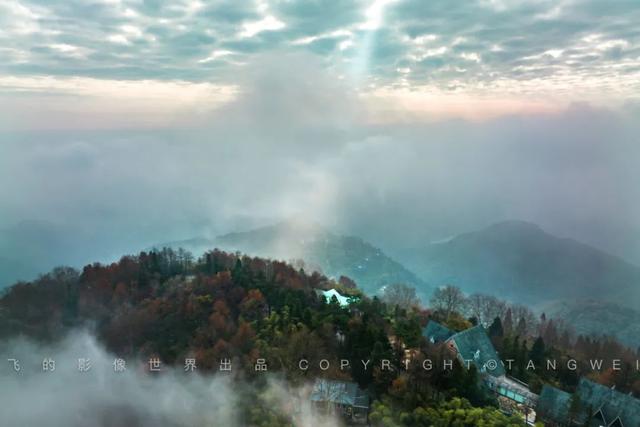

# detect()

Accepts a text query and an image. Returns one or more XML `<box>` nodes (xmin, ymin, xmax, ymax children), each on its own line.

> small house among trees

<box><xmin>317</xmin><ymin>288</ymin><xmax>353</xmax><ymax>307</ymax></box>
<box><xmin>310</xmin><ymin>379</ymin><xmax>370</xmax><ymax>424</ymax></box>
<box><xmin>424</xmin><ymin>322</ymin><xmax>539</xmax><ymax>423</ymax></box>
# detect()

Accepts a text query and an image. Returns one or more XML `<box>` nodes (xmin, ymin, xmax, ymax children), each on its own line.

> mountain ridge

<box><xmin>401</xmin><ymin>219</ymin><xmax>640</xmax><ymax>307</ymax></box>
<box><xmin>158</xmin><ymin>219</ymin><xmax>427</xmax><ymax>297</ymax></box>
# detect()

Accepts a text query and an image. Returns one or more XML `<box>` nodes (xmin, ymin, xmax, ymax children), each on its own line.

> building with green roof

<box><xmin>577</xmin><ymin>377</ymin><xmax>640</xmax><ymax>426</ymax></box>
<box><xmin>441</xmin><ymin>324</ymin><xmax>539</xmax><ymax>422</ymax></box>
<box><xmin>423</xmin><ymin>322</ymin><xmax>539</xmax><ymax>421</ymax></box>
<box><xmin>423</xmin><ymin>320</ymin><xmax>454</xmax><ymax>344</ymax></box>
<box><xmin>537</xmin><ymin>384</ymin><xmax>574</xmax><ymax>424</ymax></box>
<box><xmin>537</xmin><ymin>377</ymin><xmax>640</xmax><ymax>426</ymax></box>
<box><xmin>446</xmin><ymin>325</ymin><xmax>506</xmax><ymax>377</ymax></box>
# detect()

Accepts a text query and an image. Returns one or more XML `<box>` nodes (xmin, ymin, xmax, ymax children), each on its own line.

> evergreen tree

<box><xmin>488</xmin><ymin>316</ymin><xmax>504</xmax><ymax>338</ymax></box>
<box><xmin>502</xmin><ymin>335</ymin><xmax>513</xmax><ymax>372</ymax></box>
<box><xmin>529</xmin><ymin>336</ymin><xmax>545</xmax><ymax>366</ymax></box>
<box><xmin>516</xmin><ymin>339</ymin><xmax>528</xmax><ymax>380</ymax></box>
<box><xmin>503</xmin><ymin>308</ymin><xmax>514</xmax><ymax>335</ymax></box>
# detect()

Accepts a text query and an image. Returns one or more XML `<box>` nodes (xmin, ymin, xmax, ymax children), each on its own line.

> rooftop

<box><xmin>423</xmin><ymin>320</ymin><xmax>454</xmax><ymax>344</ymax></box>
<box><xmin>310</xmin><ymin>379</ymin><xmax>369</xmax><ymax>409</ymax></box>
<box><xmin>537</xmin><ymin>385</ymin><xmax>573</xmax><ymax>422</ymax></box>
<box><xmin>319</xmin><ymin>289</ymin><xmax>352</xmax><ymax>307</ymax></box>
<box><xmin>537</xmin><ymin>378</ymin><xmax>640</xmax><ymax>426</ymax></box>
<box><xmin>577</xmin><ymin>378</ymin><xmax>640</xmax><ymax>426</ymax></box>
<box><xmin>447</xmin><ymin>325</ymin><xmax>506</xmax><ymax>377</ymax></box>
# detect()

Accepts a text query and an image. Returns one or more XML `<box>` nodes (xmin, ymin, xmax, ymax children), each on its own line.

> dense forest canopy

<box><xmin>2</xmin><ymin>247</ymin><xmax>639</xmax><ymax>426</ymax></box>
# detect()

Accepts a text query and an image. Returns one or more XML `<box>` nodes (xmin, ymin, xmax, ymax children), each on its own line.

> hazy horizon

<box><xmin>2</xmin><ymin>0</ymin><xmax>640</xmax><ymax>286</ymax></box>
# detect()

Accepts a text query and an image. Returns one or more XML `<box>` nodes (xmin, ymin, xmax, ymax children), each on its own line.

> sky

<box><xmin>2</xmin><ymin>0</ymin><xmax>640</xmax><ymax>125</ymax></box>
<box><xmin>1</xmin><ymin>0</ymin><xmax>640</xmax><ymax>286</ymax></box>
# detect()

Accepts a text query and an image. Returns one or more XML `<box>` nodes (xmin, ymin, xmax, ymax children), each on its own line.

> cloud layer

<box><xmin>1</xmin><ymin>1</ymin><xmax>639</xmax><ymax>287</ymax></box>
<box><xmin>1</xmin><ymin>0</ymin><xmax>640</xmax><ymax>124</ymax></box>
<box><xmin>1</xmin><ymin>62</ymin><xmax>639</xmax><ymax>287</ymax></box>
<box><xmin>0</xmin><ymin>331</ymin><xmax>338</xmax><ymax>427</ymax></box>
<box><xmin>0</xmin><ymin>332</ymin><xmax>240</xmax><ymax>427</ymax></box>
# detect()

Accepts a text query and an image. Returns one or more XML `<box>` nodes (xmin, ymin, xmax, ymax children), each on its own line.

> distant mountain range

<box><xmin>398</xmin><ymin>220</ymin><xmax>640</xmax><ymax>348</ymax></box>
<box><xmin>544</xmin><ymin>300</ymin><xmax>640</xmax><ymax>348</ymax></box>
<box><xmin>5</xmin><ymin>217</ymin><xmax>640</xmax><ymax>347</ymax></box>
<box><xmin>400</xmin><ymin>220</ymin><xmax>640</xmax><ymax>308</ymax></box>
<box><xmin>161</xmin><ymin>220</ymin><xmax>640</xmax><ymax>346</ymax></box>
<box><xmin>160</xmin><ymin>219</ymin><xmax>426</xmax><ymax>296</ymax></box>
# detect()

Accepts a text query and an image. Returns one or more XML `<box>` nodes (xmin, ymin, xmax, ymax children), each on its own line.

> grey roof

<box><xmin>423</xmin><ymin>320</ymin><xmax>454</xmax><ymax>344</ymax></box>
<box><xmin>537</xmin><ymin>379</ymin><xmax>640</xmax><ymax>426</ymax></box>
<box><xmin>310</xmin><ymin>379</ymin><xmax>370</xmax><ymax>409</ymax></box>
<box><xmin>447</xmin><ymin>325</ymin><xmax>506</xmax><ymax>377</ymax></box>
<box><xmin>576</xmin><ymin>378</ymin><xmax>640</xmax><ymax>426</ymax></box>
<box><xmin>537</xmin><ymin>385</ymin><xmax>573</xmax><ymax>422</ymax></box>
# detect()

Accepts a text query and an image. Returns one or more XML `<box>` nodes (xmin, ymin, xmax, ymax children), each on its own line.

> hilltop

<box><xmin>161</xmin><ymin>219</ymin><xmax>426</xmax><ymax>296</ymax></box>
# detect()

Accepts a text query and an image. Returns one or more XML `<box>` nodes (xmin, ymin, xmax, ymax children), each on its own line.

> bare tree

<box><xmin>480</xmin><ymin>295</ymin><xmax>507</xmax><ymax>326</ymax></box>
<box><xmin>430</xmin><ymin>285</ymin><xmax>466</xmax><ymax>319</ymax></box>
<box><xmin>381</xmin><ymin>283</ymin><xmax>420</xmax><ymax>308</ymax></box>
<box><xmin>464</xmin><ymin>293</ymin><xmax>507</xmax><ymax>326</ymax></box>
<box><xmin>466</xmin><ymin>293</ymin><xmax>485</xmax><ymax>324</ymax></box>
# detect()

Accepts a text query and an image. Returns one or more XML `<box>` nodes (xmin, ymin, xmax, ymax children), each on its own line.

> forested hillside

<box><xmin>3</xmin><ymin>248</ymin><xmax>639</xmax><ymax>426</ymax></box>
<box><xmin>1</xmin><ymin>248</ymin><xmax>523</xmax><ymax>426</ymax></box>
